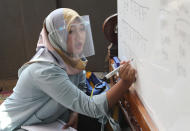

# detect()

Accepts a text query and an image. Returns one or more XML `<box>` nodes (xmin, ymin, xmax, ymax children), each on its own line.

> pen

<box><xmin>103</xmin><ymin>59</ymin><xmax>133</xmax><ymax>81</ymax></box>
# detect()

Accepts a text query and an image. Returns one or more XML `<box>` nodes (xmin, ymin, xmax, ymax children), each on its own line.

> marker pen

<box><xmin>103</xmin><ymin>59</ymin><xmax>133</xmax><ymax>81</ymax></box>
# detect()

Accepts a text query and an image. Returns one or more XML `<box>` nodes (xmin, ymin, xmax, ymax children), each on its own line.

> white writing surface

<box><xmin>118</xmin><ymin>0</ymin><xmax>190</xmax><ymax>130</ymax></box>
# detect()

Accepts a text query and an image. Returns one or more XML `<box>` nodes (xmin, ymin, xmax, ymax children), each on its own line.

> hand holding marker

<box><xmin>103</xmin><ymin>59</ymin><xmax>134</xmax><ymax>81</ymax></box>
<box><xmin>90</xmin><ymin>58</ymin><xmax>134</xmax><ymax>97</ymax></box>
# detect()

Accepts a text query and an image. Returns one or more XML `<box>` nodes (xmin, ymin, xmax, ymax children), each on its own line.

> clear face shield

<box><xmin>49</xmin><ymin>15</ymin><xmax>95</xmax><ymax>59</ymax></box>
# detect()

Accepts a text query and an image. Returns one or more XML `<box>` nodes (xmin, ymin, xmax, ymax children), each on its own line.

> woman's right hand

<box><xmin>106</xmin><ymin>61</ymin><xmax>136</xmax><ymax>108</ymax></box>
<box><xmin>119</xmin><ymin>61</ymin><xmax>136</xmax><ymax>86</ymax></box>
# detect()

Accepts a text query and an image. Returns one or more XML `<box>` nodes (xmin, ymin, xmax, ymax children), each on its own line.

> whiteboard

<box><xmin>118</xmin><ymin>0</ymin><xmax>190</xmax><ymax>130</ymax></box>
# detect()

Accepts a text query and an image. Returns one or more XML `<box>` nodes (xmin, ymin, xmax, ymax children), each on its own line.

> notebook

<box><xmin>21</xmin><ymin>120</ymin><xmax>77</xmax><ymax>131</ymax></box>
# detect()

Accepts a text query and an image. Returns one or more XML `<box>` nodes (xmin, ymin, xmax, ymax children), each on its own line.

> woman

<box><xmin>0</xmin><ymin>8</ymin><xmax>136</xmax><ymax>131</ymax></box>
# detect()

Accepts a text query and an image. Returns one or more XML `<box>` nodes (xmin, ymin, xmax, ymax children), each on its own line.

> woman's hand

<box><xmin>119</xmin><ymin>61</ymin><xmax>136</xmax><ymax>86</ymax></box>
<box><xmin>63</xmin><ymin>112</ymin><xmax>78</xmax><ymax>130</ymax></box>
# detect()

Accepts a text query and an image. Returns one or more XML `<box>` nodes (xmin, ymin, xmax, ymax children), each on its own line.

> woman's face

<box><xmin>67</xmin><ymin>20</ymin><xmax>86</xmax><ymax>55</ymax></box>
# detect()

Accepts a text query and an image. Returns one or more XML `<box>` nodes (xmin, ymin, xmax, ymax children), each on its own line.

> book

<box><xmin>21</xmin><ymin>120</ymin><xmax>77</xmax><ymax>131</ymax></box>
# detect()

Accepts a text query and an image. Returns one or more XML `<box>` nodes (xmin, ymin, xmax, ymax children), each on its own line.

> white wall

<box><xmin>118</xmin><ymin>0</ymin><xmax>190</xmax><ymax>130</ymax></box>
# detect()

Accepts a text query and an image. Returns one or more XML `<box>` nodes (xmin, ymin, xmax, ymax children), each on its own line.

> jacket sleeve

<box><xmin>31</xmin><ymin>63</ymin><xmax>109</xmax><ymax>119</ymax></box>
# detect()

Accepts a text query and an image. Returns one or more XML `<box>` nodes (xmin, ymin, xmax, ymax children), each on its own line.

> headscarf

<box><xmin>28</xmin><ymin>8</ymin><xmax>90</xmax><ymax>75</ymax></box>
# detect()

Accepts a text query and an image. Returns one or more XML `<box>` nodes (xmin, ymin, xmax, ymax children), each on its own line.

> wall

<box><xmin>0</xmin><ymin>0</ymin><xmax>56</xmax><ymax>79</ymax></box>
<box><xmin>118</xmin><ymin>0</ymin><xmax>190</xmax><ymax>130</ymax></box>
